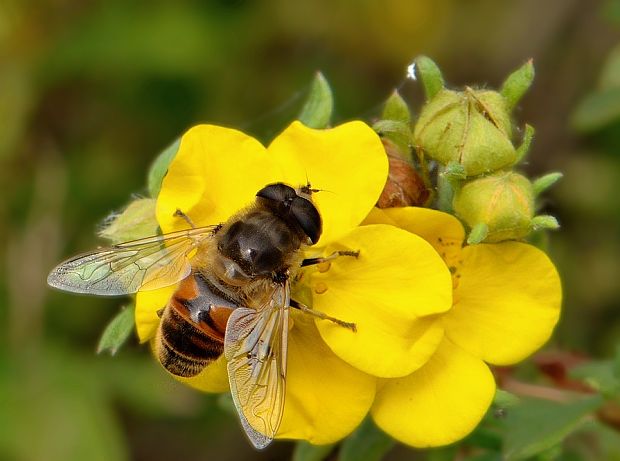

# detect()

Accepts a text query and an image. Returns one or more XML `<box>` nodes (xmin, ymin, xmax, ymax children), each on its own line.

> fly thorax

<box><xmin>217</xmin><ymin>210</ymin><xmax>303</xmax><ymax>277</ymax></box>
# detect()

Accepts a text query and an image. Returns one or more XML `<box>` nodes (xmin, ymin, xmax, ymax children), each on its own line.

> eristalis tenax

<box><xmin>48</xmin><ymin>182</ymin><xmax>357</xmax><ymax>449</ymax></box>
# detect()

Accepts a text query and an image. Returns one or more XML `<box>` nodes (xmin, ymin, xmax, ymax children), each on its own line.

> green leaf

<box><xmin>570</xmin><ymin>360</ymin><xmax>620</xmax><ymax>397</ymax></box>
<box><xmin>466</xmin><ymin>427</ymin><xmax>503</xmax><ymax>452</ymax></box>
<box><xmin>571</xmin><ymin>87</ymin><xmax>620</xmax><ymax>132</ymax></box>
<box><xmin>494</xmin><ymin>389</ymin><xmax>521</xmax><ymax>408</ymax></box>
<box><xmin>586</xmin><ymin>421</ymin><xmax>620</xmax><ymax>460</ymax></box>
<box><xmin>500</xmin><ymin>59</ymin><xmax>535</xmax><ymax>110</ymax></box>
<box><xmin>339</xmin><ymin>418</ymin><xmax>395</xmax><ymax>461</ymax></box>
<box><xmin>382</xmin><ymin>90</ymin><xmax>411</xmax><ymax>123</ymax></box>
<box><xmin>414</xmin><ymin>55</ymin><xmax>444</xmax><ymax>100</ymax></box>
<box><xmin>502</xmin><ymin>396</ymin><xmax>604</xmax><ymax>460</ymax></box>
<box><xmin>97</xmin><ymin>305</ymin><xmax>135</xmax><ymax>356</ymax></box>
<box><xmin>292</xmin><ymin>441</ymin><xmax>334</xmax><ymax>461</ymax></box>
<box><xmin>298</xmin><ymin>71</ymin><xmax>333</xmax><ymax>129</ymax></box>
<box><xmin>148</xmin><ymin>138</ymin><xmax>180</xmax><ymax>198</ymax></box>
<box><xmin>98</xmin><ymin>198</ymin><xmax>159</xmax><ymax>244</ymax></box>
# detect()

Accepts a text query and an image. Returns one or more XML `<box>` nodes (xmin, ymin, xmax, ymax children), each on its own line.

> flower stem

<box><xmin>437</xmin><ymin>165</ymin><xmax>454</xmax><ymax>212</ymax></box>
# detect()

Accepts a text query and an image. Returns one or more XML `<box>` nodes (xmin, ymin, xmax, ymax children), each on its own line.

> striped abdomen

<box><xmin>156</xmin><ymin>273</ymin><xmax>236</xmax><ymax>378</ymax></box>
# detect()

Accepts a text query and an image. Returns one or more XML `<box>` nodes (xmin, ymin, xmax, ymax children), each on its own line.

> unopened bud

<box><xmin>413</xmin><ymin>88</ymin><xmax>517</xmax><ymax>177</ymax></box>
<box><xmin>453</xmin><ymin>172</ymin><xmax>535</xmax><ymax>242</ymax></box>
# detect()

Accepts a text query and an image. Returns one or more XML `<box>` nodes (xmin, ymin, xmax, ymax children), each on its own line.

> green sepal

<box><xmin>98</xmin><ymin>198</ymin><xmax>159</xmax><ymax>244</ymax></box>
<box><xmin>531</xmin><ymin>215</ymin><xmax>560</xmax><ymax>231</ymax></box>
<box><xmin>533</xmin><ymin>172</ymin><xmax>563</xmax><ymax>196</ymax></box>
<box><xmin>500</xmin><ymin>59</ymin><xmax>535</xmax><ymax>110</ymax></box>
<box><xmin>372</xmin><ymin>119</ymin><xmax>412</xmax><ymax>160</ymax></box>
<box><xmin>339</xmin><ymin>418</ymin><xmax>395</xmax><ymax>461</ymax></box>
<box><xmin>97</xmin><ymin>305</ymin><xmax>135</xmax><ymax>356</ymax></box>
<box><xmin>148</xmin><ymin>138</ymin><xmax>180</xmax><ymax>198</ymax></box>
<box><xmin>467</xmin><ymin>223</ymin><xmax>489</xmax><ymax>245</ymax></box>
<box><xmin>292</xmin><ymin>441</ymin><xmax>334</xmax><ymax>461</ymax></box>
<box><xmin>382</xmin><ymin>90</ymin><xmax>411</xmax><ymax>123</ymax></box>
<box><xmin>372</xmin><ymin>120</ymin><xmax>411</xmax><ymax>138</ymax></box>
<box><xmin>414</xmin><ymin>55</ymin><xmax>445</xmax><ymax>100</ymax></box>
<box><xmin>298</xmin><ymin>71</ymin><xmax>333</xmax><ymax>129</ymax></box>
<box><xmin>515</xmin><ymin>124</ymin><xmax>535</xmax><ymax>163</ymax></box>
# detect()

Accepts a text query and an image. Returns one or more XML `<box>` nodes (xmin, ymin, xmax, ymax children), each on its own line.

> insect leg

<box><xmin>290</xmin><ymin>299</ymin><xmax>357</xmax><ymax>332</ymax></box>
<box><xmin>173</xmin><ymin>209</ymin><xmax>196</xmax><ymax>229</ymax></box>
<box><xmin>300</xmin><ymin>250</ymin><xmax>359</xmax><ymax>267</ymax></box>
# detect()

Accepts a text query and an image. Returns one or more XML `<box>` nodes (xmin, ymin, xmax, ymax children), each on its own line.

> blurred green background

<box><xmin>1</xmin><ymin>0</ymin><xmax>620</xmax><ymax>460</ymax></box>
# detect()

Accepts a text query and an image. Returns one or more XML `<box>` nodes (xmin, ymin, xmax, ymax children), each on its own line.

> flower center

<box><xmin>434</xmin><ymin>236</ymin><xmax>464</xmax><ymax>290</ymax></box>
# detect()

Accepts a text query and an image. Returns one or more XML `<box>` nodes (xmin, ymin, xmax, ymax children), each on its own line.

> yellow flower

<box><xmin>364</xmin><ymin>207</ymin><xmax>562</xmax><ymax>446</ymax></box>
<box><xmin>134</xmin><ymin>121</ymin><xmax>561</xmax><ymax>447</ymax></box>
<box><xmin>135</xmin><ymin>120</ymin><xmax>454</xmax><ymax>443</ymax></box>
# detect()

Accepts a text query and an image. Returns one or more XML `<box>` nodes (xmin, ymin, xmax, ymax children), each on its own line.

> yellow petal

<box><xmin>371</xmin><ymin>338</ymin><xmax>495</xmax><ymax>447</ymax></box>
<box><xmin>443</xmin><ymin>242</ymin><xmax>562</xmax><ymax>365</ymax></box>
<box><xmin>175</xmin><ymin>355</ymin><xmax>230</xmax><ymax>393</ymax></box>
<box><xmin>308</xmin><ymin>224</ymin><xmax>452</xmax><ymax>378</ymax></box>
<box><xmin>135</xmin><ymin>285</ymin><xmax>177</xmax><ymax>342</ymax></box>
<box><xmin>365</xmin><ymin>207</ymin><xmax>465</xmax><ymax>270</ymax></box>
<box><xmin>156</xmin><ymin>125</ymin><xmax>281</xmax><ymax>233</ymax></box>
<box><xmin>277</xmin><ymin>314</ymin><xmax>376</xmax><ymax>444</ymax></box>
<box><xmin>268</xmin><ymin>121</ymin><xmax>388</xmax><ymax>246</ymax></box>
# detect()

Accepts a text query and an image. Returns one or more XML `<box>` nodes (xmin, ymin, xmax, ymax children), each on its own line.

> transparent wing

<box><xmin>47</xmin><ymin>226</ymin><xmax>219</xmax><ymax>296</ymax></box>
<box><xmin>224</xmin><ymin>281</ymin><xmax>290</xmax><ymax>450</ymax></box>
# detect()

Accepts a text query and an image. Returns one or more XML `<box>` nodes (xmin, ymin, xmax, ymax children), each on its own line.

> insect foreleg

<box><xmin>300</xmin><ymin>250</ymin><xmax>359</xmax><ymax>267</ymax></box>
<box><xmin>174</xmin><ymin>209</ymin><xmax>196</xmax><ymax>229</ymax></box>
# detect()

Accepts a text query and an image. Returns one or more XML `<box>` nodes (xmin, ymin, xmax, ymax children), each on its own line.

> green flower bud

<box><xmin>453</xmin><ymin>172</ymin><xmax>534</xmax><ymax>243</ymax></box>
<box><xmin>413</xmin><ymin>88</ymin><xmax>517</xmax><ymax>177</ymax></box>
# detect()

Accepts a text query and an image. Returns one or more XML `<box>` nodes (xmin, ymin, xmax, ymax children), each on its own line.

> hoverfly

<box><xmin>48</xmin><ymin>182</ymin><xmax>357</xmax><ymax>449</ymax></box>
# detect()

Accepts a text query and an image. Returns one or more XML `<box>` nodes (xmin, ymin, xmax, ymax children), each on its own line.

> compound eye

<box><xmin>291</xmin><ymin>197</ymin><xmax>322</xmax><ymax>244</ymax></box>
<box><xmin>256</xmin><ymin>183</ymin><xmax>297</xmax><ymax>203</ymax></box>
